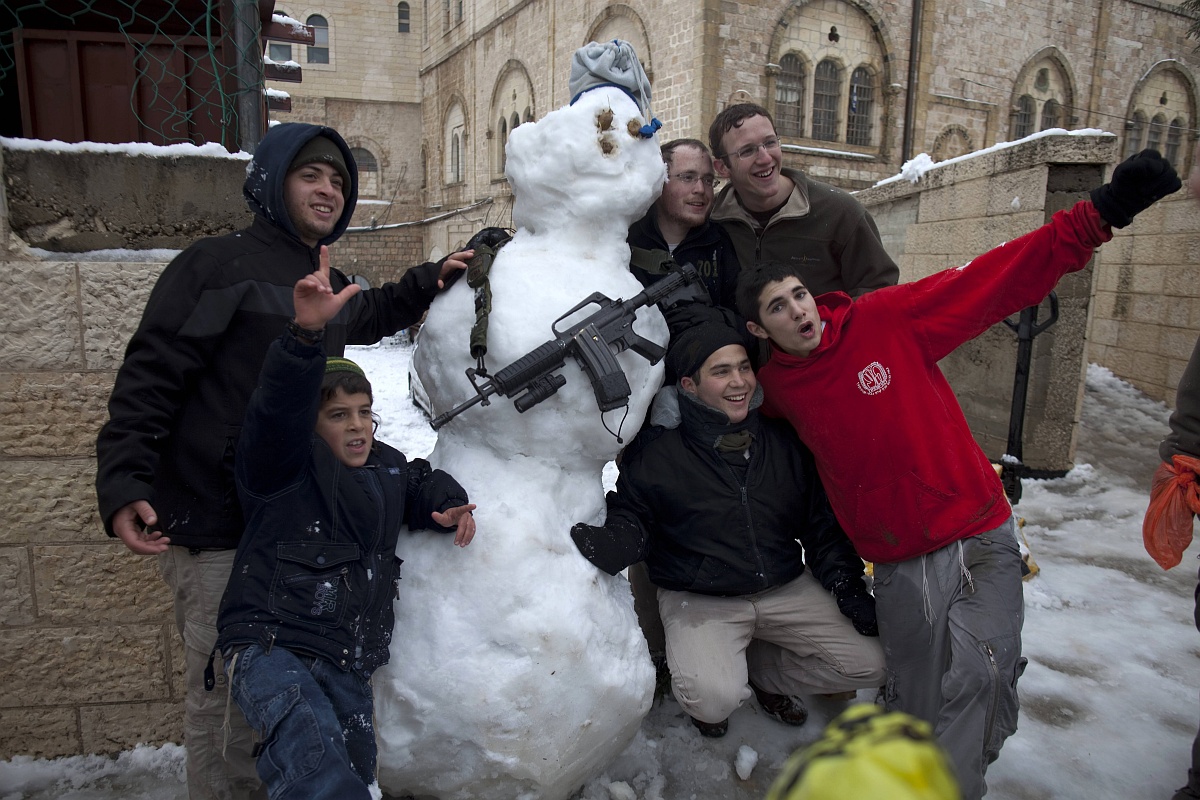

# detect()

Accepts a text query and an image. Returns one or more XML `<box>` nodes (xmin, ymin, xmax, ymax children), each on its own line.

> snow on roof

<box><xmin>875</xmin><ymin>127</ymin><xmax>1116</xmax><ymax>187</ymax></box>
<box><xmin>0</xmin><ymin>136</ymin><xmax>249</xmax><ymax>159</ymax></box>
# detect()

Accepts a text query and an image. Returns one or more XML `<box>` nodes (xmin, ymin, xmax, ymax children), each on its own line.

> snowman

<box><xmin>373</xmin><ymin>42</ymin><xmax>668</xmax><ymax>799</ymax></box>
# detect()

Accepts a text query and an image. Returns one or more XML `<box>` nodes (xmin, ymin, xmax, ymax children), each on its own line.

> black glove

<box><xmin>569</xmin><ymin>510</ymin><xmax>644</xmax><ymax>577</ymax></box>
<box><xmin>832</xmin><ymin>577</ymin><xmax>879</xmax><ymax>637</ymax></box>
<box><xmin>1089</xmin><ymin>149</ymin><xmax>1181</xmax><ymax>229</ymax></box>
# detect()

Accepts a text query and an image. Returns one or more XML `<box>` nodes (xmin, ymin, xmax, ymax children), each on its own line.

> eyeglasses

<box><xmin>670</xmin><ymin>171</ymin><xmax>717</xmax><ymax>188</ymax></box>
<box><xmin>722</xmin><ymin>137</ymin><xmax>782</xmax><ymax>162</ymax></box>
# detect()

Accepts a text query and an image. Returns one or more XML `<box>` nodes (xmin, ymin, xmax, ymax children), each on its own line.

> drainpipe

<box><xmin>902</xmin><ymin>0</ymin><xmax>924</xmax><ymax>162</ymax></box>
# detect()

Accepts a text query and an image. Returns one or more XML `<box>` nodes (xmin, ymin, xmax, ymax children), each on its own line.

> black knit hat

<box><xmin>666</xmin><ymin>322</ymin><xmax>748</xmax><ymax>381</ymax></box>
<box><xmin>289</xmin><ymin>135</ymin><xmax>353</xmax><ymax>200</ymax></box>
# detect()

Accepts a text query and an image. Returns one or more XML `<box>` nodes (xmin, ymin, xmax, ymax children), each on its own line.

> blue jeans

<box><xmin>227</xmin><ymin>645</ymin><xmax>375</xmax><ymax>800</ymax></box>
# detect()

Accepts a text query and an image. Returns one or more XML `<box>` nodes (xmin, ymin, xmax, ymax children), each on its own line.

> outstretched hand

<box><xmin>1090</xmin><ymin>149</ymin><xmax>1182</xmax><ymax>229</ymax></box>
<box><xmin>293</xmin><ymin>245</ymin><xmax>362</xmax><ymax>330</ymax></box>
<box><xmin>433</xmin><ymin>503</ymin><xmax>477</xmax><ymax>547</ymax></box>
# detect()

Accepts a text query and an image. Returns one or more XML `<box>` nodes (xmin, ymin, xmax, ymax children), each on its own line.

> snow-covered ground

<box><xmin>2</xmin><ymin>338</ymin><xmax>1197</xmax><ymax>800</ymax></box>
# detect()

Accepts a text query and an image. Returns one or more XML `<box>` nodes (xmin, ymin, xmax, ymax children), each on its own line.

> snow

<box><xmin>3</xmin><ymin>346</ymin><xmax>1197</xmax><ymax>800</ymax></box>
<box><xmin>0</xmin><ymin>136</ymin><xmax>248</xmax><ymax>160</ymax></box>
<box><xmin>875</xmin><ymin>127</ymin><xmax>1114</xmax><ymax>187</ymax></box>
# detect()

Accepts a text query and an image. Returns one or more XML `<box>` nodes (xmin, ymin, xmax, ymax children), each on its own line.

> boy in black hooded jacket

<box><xmin>217</xmin><ymin>252</ymin><xmax>475</xmax><ymax>799</ymax></box>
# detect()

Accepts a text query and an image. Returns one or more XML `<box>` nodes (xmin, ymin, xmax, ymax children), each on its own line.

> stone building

<box><xmin>266</xmin><ymin>0</ymin><xmax>1200</xmax><ymax>404</ymax></box>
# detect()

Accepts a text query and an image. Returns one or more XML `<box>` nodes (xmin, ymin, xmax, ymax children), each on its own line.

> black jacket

<box><xmin>216</xmin><ymin>333</ymin><xmax>468</xmax><ymax>675</ymax></box>
<box><xmin>95</xmin><ymin>123</ymin><xmax>445</xmax><ymax>549</ymax></box>
<box><xmin>573</xmin><ymin>394</ymin><xmax>865</xmax><ymax>596</ymax></box>
<box><xmin>627</xmin><ymin>209</ymin><xmax>742</xmax><ymax>314</ymax></box>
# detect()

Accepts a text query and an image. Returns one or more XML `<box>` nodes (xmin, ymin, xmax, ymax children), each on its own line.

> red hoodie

<box><xmin>758</xmin><ymin>201</ymin><xmax>1112</xmax><ymax>563</ymax></box>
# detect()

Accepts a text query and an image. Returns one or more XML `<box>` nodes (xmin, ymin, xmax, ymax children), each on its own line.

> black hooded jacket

<box><xmin>216</xmin><ymin>332</ymin><xmax>467</xmax><ymax>675</ymax></box>
<box><xmin>96</xmin><ymin>123</ymin><xmax>446</xmax><ymax>550</ymax></box>
<box><xmin>572</xmin><ymin>393</ymin><xmax>865</xmax><ymax>596</ymax></box>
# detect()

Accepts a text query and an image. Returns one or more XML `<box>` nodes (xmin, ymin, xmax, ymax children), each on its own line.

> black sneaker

<box><xmin>751</xmin><ymin>682</ymin><xmax>809</xmax><ymax>727</ymax></box>
<box><xmin>690</xmin><ymin>715</ymin><xmax>729</xmax><ymax>738</ymax></box>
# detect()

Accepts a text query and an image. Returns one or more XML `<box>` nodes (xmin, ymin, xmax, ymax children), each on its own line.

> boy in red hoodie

<box><xmin>737</xmin><ymin>150</ymin><xmax>1180</xmax><ymax>800</ymax></box>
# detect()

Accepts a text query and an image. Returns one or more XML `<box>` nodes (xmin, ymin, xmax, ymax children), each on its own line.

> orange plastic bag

<box><xmin>1143</xmin><ymin>455</ymin><xmax>1200</xmax><ymax>570</ymax></box>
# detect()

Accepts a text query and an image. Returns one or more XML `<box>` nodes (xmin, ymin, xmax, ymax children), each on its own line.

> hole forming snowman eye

<box><xmin>626</xmin><ymin>119</ymin><xmax>641</xmax><ymax>137</ymax></box>
<box><xmin>596</xmin><ymin>108</ymin><xmax>615</xmax><ymax>131</ymax></box>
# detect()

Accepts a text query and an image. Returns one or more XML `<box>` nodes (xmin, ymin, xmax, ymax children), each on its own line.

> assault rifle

<box><xmin>431</xmin><ymin>263</ymin><xmax>699</xmax><ymax>430</ymax></box>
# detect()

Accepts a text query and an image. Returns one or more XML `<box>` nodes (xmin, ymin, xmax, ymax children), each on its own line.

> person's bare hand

<box><xmin>438</xmin><ymin>250</ymin><xmax>474</xmax><ymax>289</ymax></box>
<box><xmin>112</xmin><ymin>500</ymin><xmax>170</xmax><ymax>555</ymax></box>
<box><xmin>293</xmin><ymin>245</ymin><xmax>362</xmax><ymax>330</ymax></box>
<box><xmin>433</xmin><ymin>504</ymin><xmax>477</xmax><ymax>547</ymax></box>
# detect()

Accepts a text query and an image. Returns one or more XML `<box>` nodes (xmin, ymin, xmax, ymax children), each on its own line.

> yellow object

<box><xmin>764</xmin><ymin>705</ymin><xmax>961</xmax><ymax>800</ymax></box>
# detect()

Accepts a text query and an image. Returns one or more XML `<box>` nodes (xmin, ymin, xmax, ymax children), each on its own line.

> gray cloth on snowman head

<box><xmin>568</xmin><ymin>39</ymin><xmax>661</xmax><ymax>138</ymax></box>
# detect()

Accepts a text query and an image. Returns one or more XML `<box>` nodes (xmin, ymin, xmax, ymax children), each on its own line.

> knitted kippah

<box><xmin>325</xmin><ymin>357</ymin><xmax>366</xmax><ymax>378</ymax></box>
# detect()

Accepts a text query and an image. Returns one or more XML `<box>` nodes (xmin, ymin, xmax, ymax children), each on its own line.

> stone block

<box><xmin>986</xmin><ymin>169</ymin><xmax>1048</xmax><ymax>217</ymax></box>
<box><xmin>0</xmin><ymin>547</ymin><xmax>34</xmax><ymax>626</ymax></box>
<box><xmin>917</xmin><ymin>181</ymin><xmax>989</xmax><ymax>223</ymax></box>
<box><xmin>0</xmin><ymin>706</ymin><xmax>80</xmax><ymax>758</ymax></box>
<box><xmin>32</xmin><ymin>544</ymin><xmax>173</xmax><ymax>625</ymax></box>
<box><xmin>0</xmin><ymin>459</ymin><xmax>102</xmax><ymax>544</ymax></box>
<box><xmin>0</xmin><ymin>259</ymin><xmax>82</xmax><ymax>370</ymax></box>
<box><xmin>0</xmin><ymin>624</ymin><xmax>171</xmax><ymax>707</ymax></box>
<box><xmin>0</xmin><ymin>372</ymin><xmax>112</xmax><ymax>458</ymax></box>
<box><xmin>79</xmin><ymin>261</ymin><xmax>168</xmax><ymax>371</ymax></box>
<box><xmin>79</xmin><ymin>701</ymin><xmax>183</xmax><ymax>754</ymax></box>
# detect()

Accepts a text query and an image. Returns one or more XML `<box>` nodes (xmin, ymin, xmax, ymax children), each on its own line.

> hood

<box><xmin>243</xmin><ymin>123</ymin><xmax>359</xmax><ymax>248</ymax></box>
<box><xmin>678</xmin><ymin>382</ymin><xmax>765</xmax><ymax>444</ymax></box>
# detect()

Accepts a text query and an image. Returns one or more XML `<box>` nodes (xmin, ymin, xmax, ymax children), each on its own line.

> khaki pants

<box><xmin>658</xmin><ymin>570</ymin><xmax>886</xmax><ymax>724</ymax></box>
<box><xmin>159</xmin><ymin>547</ymin><xmax>261</xmax><ymax>800</ymax></box>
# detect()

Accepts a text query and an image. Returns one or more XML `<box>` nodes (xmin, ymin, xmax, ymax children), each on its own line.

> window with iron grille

<box><xmin>1167</xmin><ymin>118</ymin><xmax>1184</xmax><ymax>168</ymax></box>
<box><xmin>1040</xmin><ymin>99</ymin><xmax>1061</xmax><ymax>131</ymax></box>
<box><xmin>398</xmin><ymin>3</ymin><xmax>410</xmax><ymax>32</ymax></box>
<box><xmin>847</xmin><ymin>67</ymin><xmax>875</xmax><ymax>146</ymax></box>
<box><xmin>1013</xmin><ymin>95</ymin><xmax>1034</xmax><ymax>139</ymax></box>
<box><xmin>307</xmin><ymin>15</ymin><xmax>329</xmax><ymax>64</ymax></box>
<box><xmin>812</xmin><ymin>60</ymin><xmax>842</xmax><ymax>142</ymax></box>
<box><xmin>1147</xmin><ymin>113</ymin><xmax>1166</xmax><ymax>152</ymax></box>
<box><xmin>1125</xmin><ymin>112</ymin><xmax>1146</xmax><ymax>158</ymax></box>
<box><xmin>775</xmin><ymin>53</ymin><xmax>805</xmax><ymax>137</ymax></box>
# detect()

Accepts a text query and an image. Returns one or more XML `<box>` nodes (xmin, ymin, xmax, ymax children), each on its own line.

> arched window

<box><xmin>307</xmin><ymin>15</ymin><xmax>329</xmax><ymax>63</ymax></box>
<box><xmin>1167</xmin><ymin>118</ymin><xmax>1184</xmax><ymax>169</ymax></box>
<box><xmin>450</xmin><ymin>132</ymin><xmax>461</xmax><ymax>183</ymax></box>
<box><xmin>510</xmin><ymin>111</ymin><xmax>520</xmax><ymax>131</ymax></box>
<box><xmin>775</xmin><ymin>53</ymin><xmax>805</xmax><ymax>137</ymax></box>
<box><xmin>1013</xmin><ymin>95</ymin><xmax>1035</xmax><ymax>139</ymax></box>
<box><xmin>1147</xmin><ymin>113</ymin><xmax>1167</xmax><ymax>152</ymax></box>
<box><xmin>397</xmin><ymin>2</ymin><xmax>410</xmax><ymax>32</ymax></box>
<box><xmin>1125</xmin><ymin>111</ymin><xmax>1146</xmax><ymax>158</ymax></box>
<box><xmin>846</xmin><ymin>66</ymin><xmax>875</xmax><ymax>146</ymax></box>
<box><xmin>523</xmin><ymin>107</ymin><xmax>533</xmax><ymax>123</ymax></box>
<box><xmin>1040</xmin><ymin>99</ymin><xmax>1061</xmax><ymax>131</ymax></box>
<box><xmin>350</xmin><ymin>147</ymin><xmax>378</xmax><ymax>197</ymax></box>
<box><xmin>812</xmin><ymin>59</ymin><xmax>841</xmax><ymax>142</ymax></box>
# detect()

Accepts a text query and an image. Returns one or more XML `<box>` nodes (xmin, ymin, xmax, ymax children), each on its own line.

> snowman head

<box><xmin>505</xmin><ymin>88</ymin><xmax>665</xmax><ymax>237</ymax></box>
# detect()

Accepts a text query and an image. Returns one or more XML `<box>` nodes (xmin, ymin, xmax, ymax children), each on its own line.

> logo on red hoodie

<box><xmin>857</xmin><ymin>361</ymin><xmax>891</xmax><ymax>396</ymax></box>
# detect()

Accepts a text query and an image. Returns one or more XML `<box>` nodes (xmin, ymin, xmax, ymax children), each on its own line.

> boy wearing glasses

<box><xmin>709</xmin><ymin>103</ymin><xmax>898</xmax><ymax>297</ymax></box>
<box><xmin>627</xmin><ymin>138</ymin><xmax>743</xmax><ymax>321</ymax></box>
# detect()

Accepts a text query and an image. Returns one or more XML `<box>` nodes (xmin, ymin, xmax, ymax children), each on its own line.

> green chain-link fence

<box><xmin>0</xmin><ymin>0</ymin><xmax>265</xmax><ymax>151</ymax></box>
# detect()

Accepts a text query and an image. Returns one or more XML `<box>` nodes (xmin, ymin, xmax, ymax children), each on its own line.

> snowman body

<box><xmin>373</xmin><ymin>87</ymin><xmax>667</xmax><ymax>799</ymax></box>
